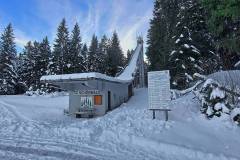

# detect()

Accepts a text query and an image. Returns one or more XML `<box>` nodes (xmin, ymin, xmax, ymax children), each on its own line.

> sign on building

<box><xmin>148</xmin><ymin>70</ymin><xmax>171</xmax><ymax>109</ymax></box>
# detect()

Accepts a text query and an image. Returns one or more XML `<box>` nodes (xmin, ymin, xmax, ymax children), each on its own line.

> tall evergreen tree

<box><xmin>39</xmin><ymin>37</ymin><xmax>51</xmax><ymax>75</ymax></box>
<box><xmin>98</xmin><ymin>35</ymin><xmax>109</xmax><ymax>73</ymax></box>
<box><xmin>106</xmin><ymin>31</ymin><xmax>124</xmax><ymax>76</ymax></box>
<box><xmin>81</xmin><ymin>43</ymin><xmax>89</xmax><ymax>72</ymax></box>
<box><xmin>0</xmin><ymin>24</ymin><xmax>18</xmax><ymax>95</ymax></box>
<box><xmin>53</xmin><ymin>18</ymin><xmax>70</xmax><ymax>74</ymax></box>
<box><xmin>18</xmin><ymin>41</ymin><xmax>34</xmax><ymax>88</ymax></box>
<box><xmin>69</xmin><ymin>23</ymin><xmax>82</xmax><ymax>73</ymax></box>
<box><xmin>126</xmin><ymin>49</ymin><xmax>134</xmax><ymax>64</ymax></box>
<box><xmin>202</xmin><ymin>0</ymin><xmax>240</xmax><ymax>69</ymax></box>
<box><xmin>169</xmin><ymin>0</ymin><xmax>217</xmax><ymax>89</ymax></box>
<box><xmin>88</xmin><ymin>34</ymin><xmax>99</xmax><ymax>72</ymax></box>
<box><xmin>146</xmin><ymin>0</ymin><xmax>179</xmax><ymax>71</ymax></box>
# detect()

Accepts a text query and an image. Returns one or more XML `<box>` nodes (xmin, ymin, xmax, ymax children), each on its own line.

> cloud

<box><xmin>119</xmin><ymin>9</ymin><xmax>152</xmax><ymax>54</ymax></box>
<box><xmin>11</xmin><ymin>0</ymin><xmax>153</xmax><ymax>53</ymax></box>
<box><xmin>14</xmin><ymin>29</ymin><xmax>32</xmax><ymax>48</ymax></box>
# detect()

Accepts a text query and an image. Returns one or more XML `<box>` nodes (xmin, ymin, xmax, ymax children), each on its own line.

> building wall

<box><xmin>57</xmin><ymin>79</ymin><xmax>132</xmax><ymax>117</ymax></box>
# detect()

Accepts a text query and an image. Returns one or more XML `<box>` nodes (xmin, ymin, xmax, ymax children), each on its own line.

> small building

<box><xmin>41</xmin><ymin>37</ymin><xmax>144</xmax><ymax>118</ymax></box>
<box><xmin>41</xmin><ymin>73</ymin><xmax>133</xmax><ymax>117</ymax></box>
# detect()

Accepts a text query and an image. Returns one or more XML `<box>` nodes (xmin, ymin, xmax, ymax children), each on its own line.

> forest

<box><xmin>146</xmin><ymin>0</ymin><xmax>240</xmax><ymax>89</ymax></box>
<box><xmin>0</xmin><ymin>19</ymin><xmax>134</xmax><ymax>95</ymax></box>
<box><xmin>0</xmin><ymin>0</ymin><xmax>240</xmax><ymax>95</ymax></box>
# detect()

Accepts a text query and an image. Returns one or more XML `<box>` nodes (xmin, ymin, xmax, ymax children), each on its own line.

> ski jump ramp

<box><xmin>41</xmin><ymin>37</ymin><xmax>145</xmax><ymax>117</ymax></box>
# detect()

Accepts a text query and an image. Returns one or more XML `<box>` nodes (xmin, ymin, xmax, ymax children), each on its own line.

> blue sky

<box><xmin>0</xmin><ymin>0</ymin><xmax>154</xmax><ymax>54</ymax></box>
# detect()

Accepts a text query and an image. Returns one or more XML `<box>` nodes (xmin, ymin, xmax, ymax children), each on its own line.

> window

<box><xmin>94</xmin><ymin>95</ymin><xmax>102</xmax><ymax>105</ymax></box>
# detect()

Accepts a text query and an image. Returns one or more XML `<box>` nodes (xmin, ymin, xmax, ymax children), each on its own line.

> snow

<box><xmin>231</xmin><ymin>108</ymin><xmax>240</xmax><ymax>120</ymax></box>
<box><xmin>210</xmin><ymin>87</ymin><xmax>225</xmax><ymax>100</ymax></box>
<box><xmin>170</xmin><ymin>50</ymin><xmax>176</xmax><ymax>56</ymax></box>
<box><xmin>176</xmin><ymin>22</ymin><xmax>180</xmax><ymax>27</ymax></box>
<box><xmin>234</xmin><ymin>61</ymin><xmax>240</xmax><ymax>68</ymax></box>
<box><xmin>185</xmin><ymin>73</ymin><xmax>193</xmax><ymax>81</ymax></box>
<box><xmin>181</xmin><ymin>64</ymin><xmax>186</xmax><ymax>69</ymax></box>
<box><xmin>189</xmin><ymin>57</ymin><xmax>195</xmax><ymax>61</ymax></box>
<box><xmin>184</xmin><ymin>44</ymin><xmax>190</xmax><ymax>48</ymax></box>
<box><xmin>175</xmin><ymin>39</ymin><xmax>180</xmax><ymax>44</ymax></box>
<box><xmin>192</xmin><ymin>49</ymin><xmax>200</xmax><ymax>54</ymax></box>
<box><xmin>214</xmin><ymin>103</ymin><xmax>229</xmax><ymax>113</ymax></box>
<box><xmin>41</xmin><ymin>72</ymin><xmax>131</xmax><ymax>83</ymax></box>
<box><xmin>0</xmin><ymin>89</ymin><xmax>240</xmax><ymax>159</ymax></box>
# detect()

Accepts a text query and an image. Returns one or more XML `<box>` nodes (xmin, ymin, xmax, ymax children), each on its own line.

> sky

<box><xmin>0</xmin><ymin>0</ymin><xmax>154</xmax><ymax>54</ymax></box>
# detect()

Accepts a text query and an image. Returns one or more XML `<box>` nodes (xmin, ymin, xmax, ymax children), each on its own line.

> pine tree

<box><xmin>18</xmin><ymin>41</ymin><xmax>34</xmax><ymax>88</ymax></box>
<box><xmin>126</xmin><ymin>49</ymin><xmax>134</xmax><ymax>64</ymax></box>
<box><xmin>106</xmin><ymin>31</ymin><xmax>124</xmax><ymax>76</ymax></box>
<box><xmin>53</xmin><ymin>18</ymin><xmax>70</xmax><ymax>74</ymax></box>
<box><xmin>98</xmin><ymin>35</ymin><xmax>109</xmax><ymax>73</ymax></box>
<box><xmin>146</xmin><ymin>0</ymin><xmax>179</xmax><ymax>71</ymax></box>
<box><xmin>81</xmin><ymin>43</ymin><xmax>89</xmax><ymax>72</ymax></box>
<box><xmin>88</xmin><ymin>34</ymin><xmax>99</xmax><ymax>72</ymax></box>
<box><xmin>39</xmin><ymin>37</ymin><xmax>51</xmax><ymax>75</ymax></box>
<box><xmin>169</xmin><ymin>0</ymin><xmax>217</xmax><ymax>89</ymax></box>
<box><xmin>202</xmin><ymin>0</ymin><xmax>240</xmax><ymax>70</ymax></box>
<box><xmin>69</xmin><ymin>23</ymin><xmax>82</xmax><ymax>73</ymax></box>
<box><xmin>0</xmin><ymin>24</ymin><xmax>18</xmax><ymax>95</ymax></box>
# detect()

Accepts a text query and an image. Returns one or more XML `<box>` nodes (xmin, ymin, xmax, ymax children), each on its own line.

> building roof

<box><xmin>40</xmin><ymin>72</ymin><xmax>131</xmax><ymax>83</ymax></box>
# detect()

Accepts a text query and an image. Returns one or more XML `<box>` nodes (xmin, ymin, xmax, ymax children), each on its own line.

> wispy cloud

<box><xmin>14</xmin><ymin>29</ymin><xmax>32</xmax><ymax>48</ymax></box>
<box><xmin>1</xmin><ymin>0</ymin><xmax>154</xmax><ymax>53</ymax></box>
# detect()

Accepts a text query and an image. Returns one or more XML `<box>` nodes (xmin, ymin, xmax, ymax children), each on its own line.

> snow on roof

<box><xmin>41</xmin><ymin>43</ymin><xmax>143</xmax><ymax>83</ymax></box>
<box><xmin>41</xmin><ymin>72</ymin><xmax>131</xmax><ymax>83</ymax></box>
<box><xmin>117</xmin><ymin>44</ymin><xmax>142</xmax><ymax>80</ymax></box>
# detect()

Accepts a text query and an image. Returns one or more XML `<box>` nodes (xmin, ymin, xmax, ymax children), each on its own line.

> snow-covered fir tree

<box><xmin>17</xmin><ymin>41</ymin><xmax>34</xmax><ymax>89</ymax></box>
<box><xmin>88</xmin><ymin>34</ymin><xmax>99</xmax><ymax>72</ymax></box>
<box><xmin>98</xmin><ymin>35</ymin><xmax>110</xmax><ymax>74</ymax></box>
<box><xmin>106</xmin><ymin>31</ymin><xmax>124</xmax><ymax>76</ymax></box>
<box><xmin>0</xmin><ymin>24</ymin><xmax>18</xmax><ymax>95</ymax></box>
<box><xmin>146</xmin><ymin>0</ymin><xmax>179</xmax><ymax>71</ymax></box>
<box><xmin>69</xmin><ymin>23</ymin><xmax>82</xmax><ymax>73</ymax></box>
<box><xmin>52</xmin><ymin>18</ymin><xmax>70</xmax><ymax>74</ymax></box>
<box><xmin>39</xmin><ymin>37</ymin><xmax>51</xmax><ymax>76</ymax></box>
<box><xmin>81</xmin><ymin>43</ymin><xmax>89</xmax><ymax>72</ymax></box>
<box><xmin>169</xmin><ymin>0</ymin><xmax>217</xmax><ymax>89</ymax></box>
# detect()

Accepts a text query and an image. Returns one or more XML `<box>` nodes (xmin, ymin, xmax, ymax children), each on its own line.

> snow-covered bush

<box><xmin>199</xmin><ymin>79</ymin><xmax>230</xmax><ymax>118</ymax></box>
<box><xmin>25</xmin><ymin>83</ymin><xmax>58</xmax><ymax>96</ymax></box>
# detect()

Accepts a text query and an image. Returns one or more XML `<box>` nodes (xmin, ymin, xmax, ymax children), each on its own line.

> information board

<box><xmin>148</xmin><ymin>70</ymin><xmax>171</xmax><ymax>109</ymax></box>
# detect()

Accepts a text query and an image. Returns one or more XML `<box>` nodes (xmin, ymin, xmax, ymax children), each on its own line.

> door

<box><xmin>108</xmin><ymin>91</ymin><xmax>111</xmax><ymax>111</ymax></box>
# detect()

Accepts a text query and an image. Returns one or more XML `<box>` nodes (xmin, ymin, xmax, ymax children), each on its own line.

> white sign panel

<box><xmin>148</xmin><ymin>70</ymin><xmax>171</xmax><ymax>109</ymax></box>
<box><xmin>80</xmin><ymin>96</ymin><xmax>93</xmax><ymax>109</ymax></box>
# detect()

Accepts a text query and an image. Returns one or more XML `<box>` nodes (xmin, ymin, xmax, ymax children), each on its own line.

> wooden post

<box><xmin>165</xmin><ymin>110</ymin><xmax>168</xmax><ymax>121</ymax></box>
<box><xmin>153</xmin><ymin>110</ymin><xmax>156</xmax><ymax>119</ymax></box>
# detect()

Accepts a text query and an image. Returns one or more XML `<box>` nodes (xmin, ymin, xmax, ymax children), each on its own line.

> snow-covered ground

<box><xmin>0</xmin><ymin>89</ymin><xmax>239</xmax><ymax>160</ymax></box>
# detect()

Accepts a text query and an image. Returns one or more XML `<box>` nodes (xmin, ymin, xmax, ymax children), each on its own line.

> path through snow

<box><xmin>0</xmin><ymin>89</ymin><xmax>239</xmax><ymax>160</ymax></box>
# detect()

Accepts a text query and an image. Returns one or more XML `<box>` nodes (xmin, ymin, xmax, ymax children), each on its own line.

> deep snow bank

<box><xmin>0</xmin><ymin>89</ymin><xmax>240</xmax><ymax>160</ymax></box>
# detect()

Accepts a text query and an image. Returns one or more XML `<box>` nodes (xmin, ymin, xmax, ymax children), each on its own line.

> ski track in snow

<box><xmin>0</xmin><ymin>89</ymin><xmax>239</xmax><ymax>160</ymax></box>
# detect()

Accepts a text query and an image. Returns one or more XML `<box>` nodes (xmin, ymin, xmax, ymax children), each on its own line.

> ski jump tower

<box><xmin>136</xmin><ymin>37</ymin><xmax>145</xmax><ymax>88</ymax></box>
<box><xmin>116</xmin><ymin>36</ymin><xmax>145</xmax><ymax>88</ymax></box>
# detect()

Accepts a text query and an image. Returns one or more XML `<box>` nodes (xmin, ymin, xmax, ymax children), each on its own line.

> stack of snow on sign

<box><xmin>41</xmin><ymin>43</ymin><xmax>143</xmax><ymax>83</ymax></box>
